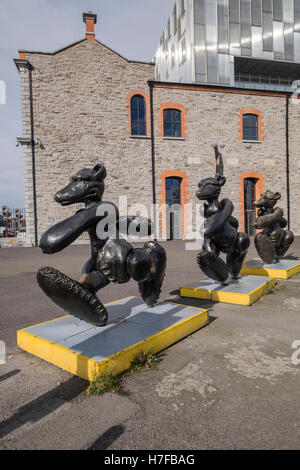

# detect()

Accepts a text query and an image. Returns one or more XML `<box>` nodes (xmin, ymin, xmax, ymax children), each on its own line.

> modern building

<box><xmin>154</xmin><ymin>0</ymin><xmax>300</xmax><ymax>92</ymax></box>
<box><xmin>14</xmin><ymin>7</ymin><xmax>300</xmax><ymax>247</ymax></box>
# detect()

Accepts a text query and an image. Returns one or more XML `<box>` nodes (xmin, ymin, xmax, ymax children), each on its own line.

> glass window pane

<box><xmin>164</xmin><ymin>109</ymin><xmax>172</xmax><ymax>122</ymax></box>
<box><xmin>243</xmin><ymin>114</ymin><xmax>258</xmax><ymax>140</ymax></box>
<box><xmin>131</xmin><ymin>122</ymin><xmax>139</xmax><ymax>135</ymax></box>
<box><xmin>131</xmin><ymin>95</ymin><xmax>146</xmax><ymax>136</ymax></box>
<box><xmin>173</xmin><ymin>110</ymin><xmax>181</xmax><ymax>123</ymax></box>
<box><xmin>164</xmin><ymin>123</ymin><xmax>173</xmax><ymax>136</ymax></box>
<box><xmin>139</xmin><ymin>122</ymin><xmax>146</xmax><ymax>136</ymax></box>
<box><xmin>174</xmin><ymin>123</ymin><xmax>180</xmax><ymax>136</ymax></box>
<box><xmin>131</xmin><ymin>109</ymin><xmax>138</xmax><ymax>121</ymax></box>
<box><xmin>164</xmin><ymin>109</ymin><xmax>182</xmax><ymax>137</ymax></box>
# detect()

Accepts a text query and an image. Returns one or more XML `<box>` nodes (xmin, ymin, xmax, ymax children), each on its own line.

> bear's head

<box><xmin>255</xmin><ymin>190</ymin><xmax>281</xmax><ymax>209</ymax></box>
<box><xmin>54</xmin><ymin>163</ymin><xmax>106</xmax><ymax>206</ymax></box>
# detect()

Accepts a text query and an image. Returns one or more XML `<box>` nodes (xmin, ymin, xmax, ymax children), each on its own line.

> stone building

<box><xmin>14</xmin><ymin>9</ymin><xmax>300</xmax><ymax>246</ymax></box>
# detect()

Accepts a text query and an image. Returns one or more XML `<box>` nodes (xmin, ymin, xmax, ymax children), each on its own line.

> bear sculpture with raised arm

<box><xmin>196</xmin><ymin>146</ymin><xmax>250</xmax><ymax>284</ymax></box>
<box><xmin>37</xmin><ymin>163</ymin><xmax>166</xmax><ymax>326</ymax></box>
<box><xmin>253</xmin><ymin>190</ymin><xmax>294</xmax><ymax>264</ymax></box>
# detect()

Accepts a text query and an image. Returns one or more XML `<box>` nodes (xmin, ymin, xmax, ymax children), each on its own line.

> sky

<box><xmin>0</xmin><ymin>0</ymin><xmax>175</xmax><ymax>209</ymax></box>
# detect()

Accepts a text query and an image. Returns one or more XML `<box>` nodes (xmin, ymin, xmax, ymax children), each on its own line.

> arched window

<box><xmin>243</xmin><ymin>114</ymin><xmax>258</xmax><ymax>141</ymax></box>
<box><xmin>163</xmin><ymin>109</ymin><xmax>182</xmax><ymax>137</ymax></box>
<box><xmin>131</xmin><ymin>95</ymin><xmax>146</xmax><ymax>136</ymax></box>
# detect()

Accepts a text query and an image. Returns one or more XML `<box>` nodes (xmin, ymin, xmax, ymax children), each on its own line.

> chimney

<box><xmin>83</xmin><ymin>12</ymin><xmax>97</xmax><ymax>41</ymax></box>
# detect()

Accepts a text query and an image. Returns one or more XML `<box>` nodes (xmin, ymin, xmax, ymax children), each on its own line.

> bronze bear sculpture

<box><xmin>196</xmin><ymin>146</ymin><xmax>250</xmax><ymax>284</ymax></box>
<box><xmin>254</xmin><ymin>190</ymin><xmax>294</xmax><ymax>264</ymax></box>
<box><xmin>37</xmin><ymin>163</ymin><xmax>166</xmax><ymax>326</ymax></box>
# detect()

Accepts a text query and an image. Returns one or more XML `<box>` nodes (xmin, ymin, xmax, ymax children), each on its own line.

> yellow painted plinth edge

<box><xmin>17</xmin><ymin>305</ymin><xmax>209</xmax><ymax>382</ymax></box>
<box><xmin>180</xmin><ymin>278</ymin><xmax>276</xmax><ymax>306</ymax></box>
<box><xmin>241</xmin><ymin>264</ymin><xmax>300</xmax><ymax>280</ymax></box>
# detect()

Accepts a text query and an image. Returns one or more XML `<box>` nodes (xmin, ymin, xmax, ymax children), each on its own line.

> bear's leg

<box><xmin>227</xmin><ymin>232</ymin><xmax>250</xmax><ymax>279</ymax></box>
<box><xmin>37</xmin><ymin>267</ymin><xmax>108</xmax><ymax>326</ymax></box>
<box><xmin>197</xmin><ymin>240</ymin><xmax>229</xmax><ymax>283</ymax></box>
<box><xmin>276</xmin><ymin>230</ymin><xmax>294</xmax><ymax>258</ymax></box>
<box><xmin>254</xmin><ymin>232</ymin><xmax>276</xmax><ymax>264</ymax></box>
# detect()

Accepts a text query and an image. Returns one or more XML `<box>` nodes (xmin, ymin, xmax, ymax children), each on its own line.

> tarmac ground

<box><xmin>0</xmin><ymin>238</ymin><xmax>300</xmax><ymax>450</ymax></box>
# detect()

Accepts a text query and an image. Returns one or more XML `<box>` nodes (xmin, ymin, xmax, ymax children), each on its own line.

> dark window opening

<box><xmin>165</xmin><ymin>177</ymin><xmax>182</xmax><ymax>240</ymax></box>
<box><xmin>165</xmin><ymin>177</ymin><xmax>181</xmax><ymax>207</ymax></box>
<box><xmin>244</xmin><ymin>178</ymin><xmax>258</xmax><ymax>236</ymax></box>
<box><xmin>243</xmin><ymin>113</ymin><xmax>258</xmax><ymax>140</ymax></box>
<box><xmin>163</xmin><ymin>109</ymin><xmax>182</xmax><ymax>137</ymax></box>
<box><xmin>131</xmin><ymin>95</ymin><xmax>146</xmax><ymax>136</ymax></box>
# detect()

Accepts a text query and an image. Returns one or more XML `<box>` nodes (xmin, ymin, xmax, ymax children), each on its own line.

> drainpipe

<box><xmin>148</xmin><ymin>81</ymin><xmax>157</xmax><ymax>240</ymax></box>
<box><xmin>14</xmin><ymin>58</ymin><xmax>38</xmax><ymax>246</ymax></box>
<box><xmin>28</xmin><ymin>64</ymin><xmax>38</xmax><ymax>246</ymax></box>
<box><xmin>286</xmin><ymin>94</ymin><xmax>291</xmax><ymax>230</ymax></box>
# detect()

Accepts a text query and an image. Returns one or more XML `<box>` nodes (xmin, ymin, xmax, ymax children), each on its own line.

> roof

<box><xmin>17</xmin><ymin>38</ymin><xmax>154</xmax><ymax>66</ymax></box>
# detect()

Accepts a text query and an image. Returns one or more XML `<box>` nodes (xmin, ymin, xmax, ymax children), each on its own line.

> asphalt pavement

<box><xmin>0</xmin><ymin>239</ymin><xmax>300</xmax><ymax>449</ymax></box>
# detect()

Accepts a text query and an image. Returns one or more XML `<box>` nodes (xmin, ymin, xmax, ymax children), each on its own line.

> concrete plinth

<box><xmin>180</xmin><ymin>275</ymin><xmax>276</xmax><ymax>306</ymax></box>
<box><xmin>241</xmin><ymin>259</ymin><xmax>300</xmax><ymax>279</ymax></box>
<box><xmin>17</xmin><ymin>296</ymin><xmax>209</xmax><ymax>381</ymax></box>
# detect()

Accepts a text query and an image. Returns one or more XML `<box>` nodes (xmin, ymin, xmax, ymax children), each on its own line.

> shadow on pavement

<box><xmin>88</xmin><ymin>424</ymin><xmax>125</xmax><ymax>450</ymax></box>
<box><xmin>0</xmin><ymin>376</ymin><xmax>87</xmax><ymax>440</ymax></box>
<box><xmin>0</xmin><ymin>370</ymin><xmax>21</xmax><ymax>383</ymax></box>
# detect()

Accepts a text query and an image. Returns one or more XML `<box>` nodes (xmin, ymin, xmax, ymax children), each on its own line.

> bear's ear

<box><xmin>217</xmin><ymin>176</ymin><xmax>226</xmax><ymax>187</ymax></box>
<box><xmin>274</xmin><ymin>192</ymin><xmax>281</xmax><ymax>201</ymax></box>
<box><xmin>92</xmin><ymin>163</ymin><xmax>106</xmax><ymax>181</ymax></box>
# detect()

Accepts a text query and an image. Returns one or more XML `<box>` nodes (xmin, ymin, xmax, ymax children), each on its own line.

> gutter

<box><xmin>14</xmin><ymin>59</ymin><xmax>38</xmax><ymax>246</ymax></box>
<box><xmin>148</xmin><ymin>81</ymin><xmax>157</xmax><ymax>240</ymax></box>
<box><xmin>286</xmin><ymin>94</ymin><xmax>291</xmax><ymax>230</ymax></box>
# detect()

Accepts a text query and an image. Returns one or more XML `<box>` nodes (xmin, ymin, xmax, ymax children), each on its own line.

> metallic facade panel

<box><xmin>218</xmin><ymin>0</ymin><xmax>229</xmax><ymax>53</ymax></box>
<box><xmin>262</xmin><ymin>11</ymin><xmax>273</xmax><ymax>51</ymax></box>
<box><xmin>295</xmin><ymin>0</ymin><xmax>300</xmax><ymax>32</ymax></box>
<box><xmin>194</xmin><ymin>23</ymin><xmax>207</xmax><ymax>80</ymax></box>
<box><xmin>294</xmin><ymin>32</ymin><xmax>300</xmax><ymax>62</ymax></box>
<box><xmin>251</xmin><ymin>0</ymin><xmax>262</xmax><ymax>26</ymax></box>
<box><xmin>194</xmin><ymin>0</ymin><xmax>205</xmax><ymax>24</ymax></box>
<box><xmin>230</xmin><ymin>19</ymin><xmax>240</xmax><ymax>48</ymax></box>
<box><xmin>241</xmin><ymin>0</ymin><xmax>251</xmax><ymax>55</ymax></box>
<box><xmin>273</xmin><ymin>21</ymin><xmax>284</xmax><ymax>59</ymax></box>
<box><xmin>262</xmin><ymin>0</ymin><xmax>272</xmax><ymax>12</ymax></box>
<box><xmin>251</xmin><ymin>26</ymin><xmax>263</xmax><ymax>57</ymax></box>
<box><xmin>154</xmin><ymin>0</ymin><xmax>300</xmax><ymax>88</ymax></box>
<box><xmin>205</xmin><ymin>0</ymin><xmax>218</xmax><ymax>83</ymax></box>
<box><xmin>229</xmin><ymin>0</ymin><xmax>239</xmax><ymax>23</ymax></box>
<box><xmin>283</xmin><ymin>0</ymin><xmax>293</xmax><ymax>23</ymax></box>
<box><xmin>284</xmin><ymin>23</ymin><xmax>294</xmax><ymax>61</ymax></box>
<box><xmin>218</xmin><ymin>53</ymin><xmax>230</xmax><ymax>84</ymax></box>
<box><xmin>272</xmin><ymin>0</ymin><xmax>282</xmax><ymax>21</ymax></box>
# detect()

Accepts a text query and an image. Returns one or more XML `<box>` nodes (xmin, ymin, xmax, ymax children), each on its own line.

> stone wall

<box><xmin>16</xmin><ymin>38</ymin><xmax>299</xmax><ymax>245</ymax></box>
<box><xmin>151</xmin><ymin>84</ymin><xmax>294</xmax><ymax>236</ymax></box>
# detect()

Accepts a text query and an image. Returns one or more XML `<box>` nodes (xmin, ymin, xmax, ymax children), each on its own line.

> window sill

<box><xmin>163</xmin><ymin>137</ymin><xmax>185</xmax><ymax>141</ymax></box>
<box><xmin>242</xmin><ymin>140</ymin><xmax>262</xmax><ymax>144</ymax></box>
<box><xmin>130</xmin><ymin>135</ymin><xmax>151</xmax><ymax>140</ymax></box>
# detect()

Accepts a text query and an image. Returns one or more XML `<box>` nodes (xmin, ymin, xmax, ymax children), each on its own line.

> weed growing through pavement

<box><xmin>264</xmin><ymin>282</ymin><xmax>286</xmax><ymax>295</ymax></box>
<box><xmin>88</xmin><ymin>349</ymin><xmax>160</xmax><ymax>395</ymax></box>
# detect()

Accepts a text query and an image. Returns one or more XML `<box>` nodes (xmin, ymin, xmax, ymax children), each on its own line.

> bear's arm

<box><xmin>204</xmin><ymin>199</ymin><xmax>233</xmax><ymax>237</ymax></box>
<box><xmin>255</xmin><ymin>207</ymin><xmax>283</xmax><ymax>229</ymax></box>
